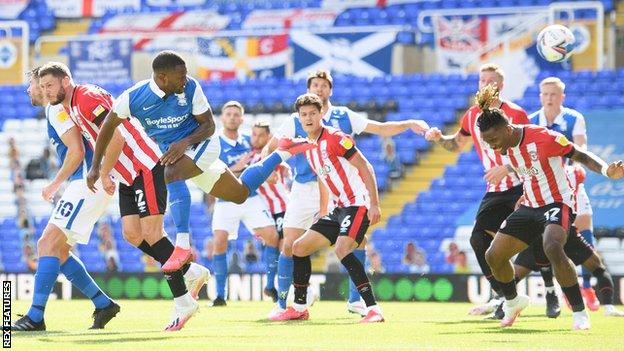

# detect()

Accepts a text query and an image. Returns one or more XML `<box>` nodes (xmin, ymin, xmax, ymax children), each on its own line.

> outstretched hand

<box><xmin>425</xmin><ymin>127</ymin><xmax>443</xmax><ymax>142</ymax></box>
<box><xmin>606</xmin><ymin>160</ymin><xmax>624</xmax><ymax>179</ymax></box>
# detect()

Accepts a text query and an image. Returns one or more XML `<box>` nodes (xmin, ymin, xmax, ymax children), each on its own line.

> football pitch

<box><xmin>9</xmin><ymin>300</ymin><xmax>624</xmax><ymax>351</ymax></box>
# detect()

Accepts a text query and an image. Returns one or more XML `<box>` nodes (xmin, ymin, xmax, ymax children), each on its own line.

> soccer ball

<box><xmin>536</xmin><ymin>24</ymin><xmax>576</xmax><ymax>63</ymax></box>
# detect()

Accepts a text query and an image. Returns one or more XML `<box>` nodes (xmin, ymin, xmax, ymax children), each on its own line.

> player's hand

<box><xmin>484</xmin><ymin>165</ymin><xmax>509</xmax><ymax>185</ymax></box>
<box><xmin>86</xmin><ymin>166</ymin><xmax>101</xmax><ymax>193</ymax></box>
<box><xmin>410</xmin><ymin>119</ymin><xmax>430</xmax><ymax>135</ymax></box>
<box><xmin>42</xmin><ymin>181</ymin><xmax>61</xmax><ymax>202</ymax></box>
<box><xmin>231</xmin><ymin>151</ymin><xmax>255</xmax><ymax>172</ymax></box>
<box><xmin>424</xmin><ymin>127</ymin><xmax>443</xmax><ymax>142</ymax></box>
<box><xmin>368</xmin><ymin>205</ymin><xmax>381</xmax><ymax>226</ymax></box>
<box><xmin>101</xmin><ymin>174</ymin><xmax>116</xmax><ymax>195</ymax></box>
<box><xmin>606</xmin><ymin>160</ymin><xmax>624</xmax><ymax>179</ymax></box>
<box><xmin>514</xmin><ymin>195</ymin><xmax>525</xmax><ymax>210</ymax></box>
<box><xmin>161</xmin><ymin>140</ymin><xmax>190</xmax><ymax>166</ymax></box>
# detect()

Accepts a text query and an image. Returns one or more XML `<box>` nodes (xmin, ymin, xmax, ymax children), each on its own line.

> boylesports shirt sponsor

<box><xmin>113</xmin><ymin>76</ymin><xmax>211</xmax><ymax>148</ymax></box>
<box><xmin>276</xmin><ymin>105</ymin><xmax>368</xmax><ymax>184</ymax></box>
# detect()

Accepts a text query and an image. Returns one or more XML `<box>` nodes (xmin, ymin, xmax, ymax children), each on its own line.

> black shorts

<box><xmin>273</xmin><ymin>212</ymin><xmax>285</xmax><ymax>240</ymax></box>
<box><xmin>515</xmin><ymin>226</ymin><xmax>595</xmax><ymax>271</ymax></box>
<box><xmin>474</xmin><ymin>185</ymin><xmax>523</xmax><ymax>233</ymax></box>
<box><xmin>119</xmin><ymin>163</ymin><xmax>167</xmax><ymax>218</ymax></box>
<box><xmin>499</xmin><ymin>202</ymin><xmax>575</xmax><ymax>246</ymax></box>
<box><xmin>310</xmin><ymin>206</ymin><xmax>369</xmax><ymax>245</ymax></box>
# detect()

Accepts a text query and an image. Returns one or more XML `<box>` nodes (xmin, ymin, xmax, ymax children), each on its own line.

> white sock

<box><xmin>184</xmin><ymin>262</ymin><xmax>200</xmax><ymax>280</ymax></box>
<box><xmin>604</xmin><ymin>304</ymin><xmax>615</xmax><ymax>312</ymax></box>
<box><xmin>293</xmin><ymin>303</ymin><xmax>307</xmax><ymax>312</ymax></box>
<box><xmin>573</xmin><ymin>310</ymin><xmax>588</xmax><ymax>318</ymax></box>
<box><xmin>546</xmin><ymin>286</ymin><xmax>556</xmax><ymax>294</ymax></box>
<box><xmin>366</xmin><ymin>304</ymin><xmax>381</xmax><ymax>314</ymax></box>
<box><xmin>174</xmin><ymin>292</ymin><xmax>195</xmax><ymax>308</ymax></box>
<box><xmin>507</xmin><ymin>295</ymin><xmax>519</xmax><ymax>305</ymax></box>
<box><xmin>176</xmin><ymin>232</ymin><xmax>190</xmax><ymax>249</ymax></box>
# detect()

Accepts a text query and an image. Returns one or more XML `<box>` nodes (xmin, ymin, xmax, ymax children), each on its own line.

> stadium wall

<box><xmin>2</xmin><ymin>273</ymin><xmax>623</xmax><ymax>305</ymax></box>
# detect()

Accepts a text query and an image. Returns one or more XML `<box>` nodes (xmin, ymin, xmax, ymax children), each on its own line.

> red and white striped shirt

<box><xmin>460</xmin><ymin>101</ymin><xmax>529</xmax><ymax>192</ymax></box>
<box><xmin>506</xmin><ymin>125</ymin><xmax>575</xmax><ymax>209</ymax></box>
<box><xmin>251</xmin><ymin>151</ymin><xmax>290</xmax><ymax>214</ymax></box>
<box><xmin>68</xmin><ymin>84</ymin><xmax>161</xmax><ymax>185</ymax></box>
<box><xmin>304</xmin><ymin>127</ymin><xmax>369</xmax><ymax>208</ymax></box>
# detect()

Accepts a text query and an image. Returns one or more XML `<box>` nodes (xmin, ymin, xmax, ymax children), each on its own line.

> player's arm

<box><xmin>347</xmin><ymin>151</ymin><xmax>381</xmax><ymax>225</ymax></box>
<box><xmin>42</xmin><ymin>127</ymin><xmax>85</xmax><ymax>201</ymax></box>
<box><xmin>87</xmin><ymin>111</ymin><xmax>125</xmax><ymax>191</ymax></box>
<box><xmin>363</xmin><ymin>119</ymin><xmax>429</xmax><ymax>137</ymax></box>
<box><xmin>425</xmin><ymin>128</ymin><xmax>471</xmax><ymax>153</ymax></box>
<box><xmin>566</xmin><ymin>145</ymin><xmax>624</xmax><ymax>179</ymax></box>
<box><xmin>161</xmin><ymin>108</ymin><xmax>216</xmax><ymax>165</ymax></box>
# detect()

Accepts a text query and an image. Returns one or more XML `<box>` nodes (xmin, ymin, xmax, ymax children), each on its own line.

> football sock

<box><xmin>499</xmin><ymin>279</ymin><xmax>518</xmax><ymax>301</ymax></box>
<box><xmin>540</xmin><ymin>265</ymin><xmax>555</xmax><ymax>288</ymax></box>
<box><xmin>263</xmin><ymin>246</ymin><xmax>279</xmax><ymax>290</ymax></box>
<box><xmin>61</xmin><ymin>254</ymin><xmax>112</xmax><ymax>309</ymax></box>
<box><xmin>580</xmin><ymin>230</ymin><xmax>594</xmax><ymax>289</ymax></box>
<box><xmin>341</xmin><ymin>253</ymin><xmax>376</xmax><ymax>307</ymax></box>
<box><xmin>592</xmin><ymin>267</ymin><xmax>614</xmax><ymax>305</ymax></box>
<box><xmin>293</xmin><ymin>255</ymin><xmax>311</xmax><ymax>306</ymax></box>
<box><xmin>277</xmin><ymin>254</ymin><xmax>293</xmax><ymax>309</ymax></box>
<box><xmin>348</xmin><ymin>249</ymin><xmax>366</xmax><ymax>303</ymax></box>
<box><xmin>214</xmin><ymin>253</ymin><xmax>228</xmax><ymax>300</ymax></box>
<box><xmin>240</xmin><ymin>153</ymin><xmax>282</xmax><ymax>194</ymax></box>
<box><xmin>167</xmin><ymin>180</ymin><xmax>191</xmax><ymax>249</ymax></box>
<box><xmin>27</xmin><ymin>256</ymin><xmax>60</xmax><ymax>322</ymax></box>
<box><xmin>561</xmin><ymin>283</ymin><xmax>585</xmax><ymax>312</ymax></box>
<box><xmin>151</xmin><ymin>237</ymin><xmax>188</xmax><ymax>298</ymax></box>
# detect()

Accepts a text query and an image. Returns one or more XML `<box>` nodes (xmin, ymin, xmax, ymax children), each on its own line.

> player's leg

<box><xmin>251</xmin><ymin>225</ymin><xmax>279</xmax><ymax>300</ymax></box>
<box><xmin>518</xmin><ymin>239</ymin><xmax>560</xmax><ymax>318</ymax></box>
<box><xmin>565</xmin><ymin>229</ymin><xmax>624</xmax><ymax>317</ymax></box>
<box><xmin>274</xmin><ymin>181</ymin><xmax>319</xmax><ymax>311</ymax></box>
<box><xmin>164</xmin><ymin>167</ymin><xmax>192</xmax><ymax>250</ymax></box>
<box><xmin>484</xmin><ymin>208</ymin><xmax>533</xmax><ymax>327</ymax></box>
<box><xmin>541</xmin><ymin>205</ymin><xmax>589</xmax><ymax>330</ymax></box>
<box><xmin>210</xmin><ymin>200</ymin><xmax>241</xmax><ymax>306</ymax></box>
<box><xmin>12</xmin><ymin>224</ymin><xmax>66</xmax><ymax>331</ymax></box>
<box><xmin>574</xmin><ymin>185</ymin><xmax>599</xmax><ymax>310</ymax></box>
<box><xmin>347</xmin><ymin>236</ymin><xmax>367</xmax><ymax>315</ymax></box>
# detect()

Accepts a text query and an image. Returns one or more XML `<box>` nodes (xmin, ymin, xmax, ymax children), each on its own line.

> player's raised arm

<box><xmin>42</xmin><ymin>126</ymin><xmax>85</xmax><ymax>201</ymax></box>
<box><xmin>347</xmin><ymin>151</ymin><xmax>381</xmax><ymax>225</ymax></box>
<box><xmin>86</xmin><ymin>111</ymin><xmax>125</xmax><ymax>191</ymax></box>
<box><xmin>363</xmin><ymin>119</ymin><xmax>430</xmax><ymax>137</ymax></box>
<box><xmin>566</xmin><ymin>145</ymin><xmax>624</xmax><ymax>179</ymax></box>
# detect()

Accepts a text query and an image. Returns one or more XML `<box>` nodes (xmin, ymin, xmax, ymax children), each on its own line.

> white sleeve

<box><xmin>191</xmin><ymin>79</ymin><xmax>210</xmax><ymax>115</ymax></box>
<box><xmin>346</xmin><ymin>108</ymin><xmax>369</xmax><ymax>135</ymax></box>
<box><xmin>572</xmin><ymin>114</ymin><xmax>587</xmax><ymax>137</ymax></box>
<box><xmin>112</xmin><ymin>90</ymin><xmax>131</xmax><ymax>119</ymax></box>
<box><xmin>275</xmin><ymin>114</ymin><xmax>297</xmax><ymax>138</ymax></box>
<box><xmin>47</xmin><ymin>105</ymin><xmax>75</xmax><ymax>138</ymax></box>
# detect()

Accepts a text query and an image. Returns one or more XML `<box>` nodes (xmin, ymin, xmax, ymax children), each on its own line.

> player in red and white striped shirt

<box><xmin>270</xmin><ymin>94</ymin><xmax>383</xmax><ymax>323</ymax></box>
<box><xmin>38</xmin><ymin>62</ymin><xmax>206</xmax><ymax>331</ymax></box>
<box><xmin>475</xmin><ymin>85</ymin><xmax>624</xmax><ymax>330</ymax></box>
<box><xmin>425</xmin><ymin>63</ymin><xmax>535</xmax><ymax>315</ymax></box>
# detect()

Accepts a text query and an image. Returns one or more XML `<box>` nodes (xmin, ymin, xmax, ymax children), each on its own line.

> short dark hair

<box><xmin>306</xmin><ymin>69</ymin><xmax>333</xmax><ymax>89</ymax></box>
<box><xmin>475</xmin><ymin>84</ymin><xmax>509</xmax><ymax>132</ymax></box>
<box><xmin>38</xmin><ymin>62</ymin><xmax>71</xmax><ymax>79</ymax></box>
<box><xmin>294</xmin><ymin>93</ymin><xmax>323</xmax><ymax>113</ymax></box>
<box><xmin>152</xmin><ymin>50</ymin><xmax>186</xmax><ymax>72</ymax></box>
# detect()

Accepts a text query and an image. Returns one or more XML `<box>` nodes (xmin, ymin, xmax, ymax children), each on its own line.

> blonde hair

<box><xmin>306</xmin><ymin>69</ymin><xmax>333</xmax><ymax>89</ymax></box>
<box><xmin>222</xmin><ymin>100</ymin><xmax>244</xmax><ymax>115</ymax></box>
<box><xmin>474</xmin><ymin>84</ymin><xmax>500</xmax><ymax>111</ymax></box>
<box><xmin>479</xmin><ymin>63</ymin><xmax>505</xmax><ymax>81</ymax></box>
<box><xmin>540</xmin><ymin>77</ymin><xmax>566</xmax><ymax>93</ymax></box>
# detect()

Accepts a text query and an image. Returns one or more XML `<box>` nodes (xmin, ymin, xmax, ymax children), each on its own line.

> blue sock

<box><xmin>167</xmin><ymin>180</ymin><xmax>191</xmax><ymax>234</ymax></box>
<box><xmin>277</xmin><ymin>254</ymin><xmax>293</xmax><ymax>309</ymax></box>
<box><xmin>580</xmin><ymin>229</ymin><xmax>594</xmax><ymax>288</ymax></box>
<box><xmin>27</xmin><ymin>256</ymin><xmax>60</xmax><ymax>322</ymax></box>
<box><xmin>264</xmin><ymin>246</ymin><xmax>279</xmax><ymax>290</ymax></box>
<box><xmin>61</xmin><ymin>254</ymin><xmax>112</xmax><ymax>309</ymax></box>
<box><xmin>348</xmin><ymin>249</ymin><xmax>366</xmax><ymax>303</ymax></box>
<box><xmin>240</xmin><ymin>153</ymin><xmax>282</xmax><ymax>193</ymax></box>
<box><xmin>214</xmin><ymin>253</ymin><xmax>228</xmax><ymax>299</ymax></box>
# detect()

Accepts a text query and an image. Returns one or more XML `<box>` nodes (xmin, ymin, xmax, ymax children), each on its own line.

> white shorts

<box><xmin>212</xmin><ymin>196</ymin><xmax>275</xmax><ymax>239</ymax></box>
<box><xmin>283</xmin><ymin>181</ymin><xmax>320</xmax><ymax>230</ymax></box>
<box><xmin>48</xmin><ymin>179</ymin><xmax>113</xmax><ymax>246</ymax></box>
<box><xmin>187</xmin><ymin>137</ymin><xmax>227</xmax><ymax>193</ymax></box>
<box><xmin>576</xmin><ymin>183</ymin><xmax>593</xmax><ymax>216</ymax></box>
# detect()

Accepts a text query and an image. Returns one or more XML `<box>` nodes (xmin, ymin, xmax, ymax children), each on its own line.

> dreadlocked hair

<box><xmin>475</xmin><ymin>84</ymin><xmax>509</xmax><ymax>133</ymax></box>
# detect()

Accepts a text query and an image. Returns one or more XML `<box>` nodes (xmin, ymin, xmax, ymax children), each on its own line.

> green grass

<box><xmin>9</xmin><ymin>300</ymin><xmax>624</xmax><ymax>351</ymax></box>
